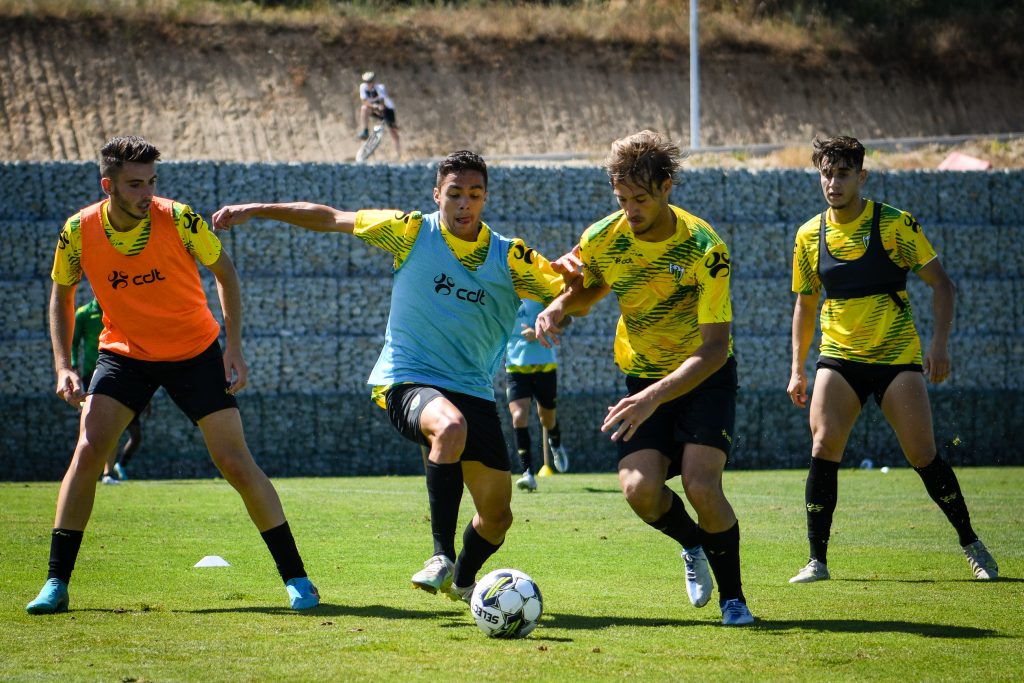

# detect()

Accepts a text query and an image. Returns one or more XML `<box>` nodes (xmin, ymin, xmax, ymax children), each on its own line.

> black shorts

<box><xmin>619</xmin><ymin>357</ymin><xmax>738</xmax><ymax>477</ymax></box>
<box><xmin>816</xmin><ymin>356</ymin><xmax>923</xmax><ymax>406</ymax></box>
<box><xmin>376</xmin><ymin>107</ymin><xmax>398</xmax><ymax>128</ymax></box>
<box><xmin>505</xmin><ymin>369</ymin><xmax>557</xmax><ymax>409</ymax></box>
<box><xmin>91</xmin><ymin>341</ymin><xmax>237</xmax><ymax>424</ymax></box>
<box><xmin>385</xmin><ymin>384</ymin><xmax>510</xmax><ymax>471</ymax></box>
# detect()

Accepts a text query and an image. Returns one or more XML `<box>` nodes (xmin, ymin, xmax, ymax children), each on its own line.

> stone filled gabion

<box><xmin>2</xmin><ymin>161</ymin><xmax>1022</xmax><ymax>479</ymax></box>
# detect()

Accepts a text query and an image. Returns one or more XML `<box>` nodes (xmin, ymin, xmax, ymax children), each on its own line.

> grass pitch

<box><xmin>2</xmin><ymin>467</ymin><xmax>1022</xmax><ymax>682</ymax></box>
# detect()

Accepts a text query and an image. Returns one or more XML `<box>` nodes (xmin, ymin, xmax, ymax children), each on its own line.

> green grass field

<box><xmin>3</xmin><ymin>467</ymin><xmax>1022</xmax><ymax>682</ymax></box>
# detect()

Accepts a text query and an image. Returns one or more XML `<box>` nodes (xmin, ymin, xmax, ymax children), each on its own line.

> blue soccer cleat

<box><xmin>720</xmin><ymin>598</ymin><xmax>754</xmax><ymax>626</ymax></box>
<box><xmin>286</xmin><ymin>576</ymin><xmax>320</xmax><ymax>610</ymax></box>
<box><xmin>26</xmin><ymin>578</ymin><xmax>69</xmax><ymax>615</ymax></box>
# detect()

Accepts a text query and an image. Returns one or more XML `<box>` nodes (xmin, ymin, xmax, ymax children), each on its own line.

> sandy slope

<box><xmin>2</xmin><ymin>16</ymin><xmax>1021</xmax><ymax>163</ymax></box>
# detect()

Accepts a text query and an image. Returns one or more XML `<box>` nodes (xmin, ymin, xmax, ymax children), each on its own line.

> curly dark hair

<box><xmin>811</xmin><ymin>135</ymin><xmax>865</xmax><ymax>172</ymax></box>
<box><xmin>603</xmin><ymin>130</ymin><xmax>683</xmax><ymax>195</ymax></box>
<box><xmin>100</xmin><ymin>135</ymin><xmax>161</xmax><ymax>180</ymax></box>
<box><xmin>436</xmin><ymin>150</ymin><xmax>488</xmax><ymax>190</ymax></box>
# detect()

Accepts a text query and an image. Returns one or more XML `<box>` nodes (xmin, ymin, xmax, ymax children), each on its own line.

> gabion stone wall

<box><xmin>2</xmin><ymin>161</ymin><xmax>1021</xmax><ymax>480</ymax></box>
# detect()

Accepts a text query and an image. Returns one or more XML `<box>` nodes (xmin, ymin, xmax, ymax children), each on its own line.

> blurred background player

<box><xmin>505</xmin><ymin>298</ymin><xmax>570</xmax><ymax>492</ymax></box>
<box><xmin>786</xmin><ymin>135</ymin><xmax>998</xmax><ymax>583</ymax></box>
<box><xmin>71</xmin><ymin>296</ymin><xmax>148</xmax><ymax>484</ymax></box>
<box><xmin>70</xmin><ymin>297</ymin><xmax>117</xmax><ymax>484</ymax></box>
<box><xmin>356</xmin><ymin>71</ymin><xmax>401</xmax><ymax>159</ymax></box>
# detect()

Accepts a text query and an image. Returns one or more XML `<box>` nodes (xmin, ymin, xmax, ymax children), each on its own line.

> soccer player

<box><xmin>26</xmin><ymin>135</ymin><xmax>319</xmax><ymax>615</ymax></box>
<box><xmin>534</xmin><ymin>130</ymin><xmax>754</xmax><ymax>626</ymax></box>
<box><xmin>505</xmin><ymin>298</ymin><xmax>571</xmax><ymax>492</ymax></box>
<box><xmin>70</xmin><ymin>297</ymin><xmax>119</xmax><ymax>484</ymax></box>
<box><xmin>71</xmin><ymin>296</ymin><xmax>147</xmax><ymax>484</ymax></box>
<box><xmin>786</xmin><ymin>135</ymin><xmax>998</xmax><ymax>583</ymax></box>
<box><xmin>212</xmin><ymin>150</ymin><xmax>565</xmax><ymax>604</ymax></box>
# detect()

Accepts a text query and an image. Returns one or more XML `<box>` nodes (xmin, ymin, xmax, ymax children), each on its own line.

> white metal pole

<box><xmin>690</xmin><ymin>0</ymin><xmax>700</xmax><ymax>149</ymax></box>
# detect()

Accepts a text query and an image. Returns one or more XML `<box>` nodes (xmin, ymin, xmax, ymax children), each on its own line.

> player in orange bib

<box><xmin>26</xmin><ymin>136</ymin><xmax>319</xmax><ymax>614</ymax></box>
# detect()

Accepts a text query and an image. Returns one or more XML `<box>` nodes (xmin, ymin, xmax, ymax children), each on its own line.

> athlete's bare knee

<box><xmin>620</xmin><ymin>475</ymin><xmax>662</xmax><ymax>520</ymax></box>
<box><xmin>429</xmin><ymin>414</ymin><xmax>468</xmax><ymax>462</ymax></box>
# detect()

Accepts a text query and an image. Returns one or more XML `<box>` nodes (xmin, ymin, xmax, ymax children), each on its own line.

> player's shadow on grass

<box><xmin>753</xmin><ymin>619</ymin><xmax>1005</xmax><ymax>639</ymax></box>
<box><xmin>833</xmin><ymin>577</ymin><xmax>1022</xmax><ymax>584</ymax></box>
<box><xmin>582</xmin><ymin>487</ymin><xmax>621</xmax><ymax>494</ymax></box>
<box><xmin>540</xmin><ymin>612</ymin><xmax>702</xmax><ymax>630</ymax></box>
<box><xmin>179</xmin><ymin>603</ymin><xmax>456</xmax><ymax>619</ymax></box>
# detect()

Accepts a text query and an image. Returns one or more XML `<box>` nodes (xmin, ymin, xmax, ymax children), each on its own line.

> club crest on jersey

<box><xmin>669</xmin><ymin>263</ymin><xmax>685</xmax><ymax>282</ymax></box>
<box><xmin>863</xmin><ymin>235</ymin><xmax>870</xmax><ymax>248</ymax></box>
<box><xmin>433</xmin><ymin>272</ymin><xmax>487</xmax><ymax>305</ymax></box>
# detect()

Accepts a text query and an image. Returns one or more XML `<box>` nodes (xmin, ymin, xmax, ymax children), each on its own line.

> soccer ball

<box><xmin>470</xmin><ymin>568</ymin><xmax>543</xmax><ymax>639</ymax></box>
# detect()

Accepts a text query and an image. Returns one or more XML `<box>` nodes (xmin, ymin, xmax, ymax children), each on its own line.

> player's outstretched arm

<box><xmin>49</xmin><ymin>282</ymin><xmax>85</xmax><ymax>406</ymax></box>
<box><xmin>212</xmin><ymin>202</ymin><xmax>357</xmax><ymax>234</ymax></box>
<box><xmin>535</xmin><ymin>277</ymin><xmax>609</xmax><ymax>348</ymax></box>
<box><xmin>787</xmin><ymin>292</ymin><xmax>819</xmax><ymax>408</ymax></box>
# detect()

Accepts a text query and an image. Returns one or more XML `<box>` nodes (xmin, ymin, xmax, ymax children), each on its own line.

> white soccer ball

<box><xmin>470</xmin><ymin>568</ymin><xmax>543</xmax><ymax>638</ymax></box>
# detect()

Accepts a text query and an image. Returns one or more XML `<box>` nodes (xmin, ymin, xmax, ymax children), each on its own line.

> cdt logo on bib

<box><xmin>108</xmin><ymin>268</ymin><xmax>166</xmax><ymax>290</ymax></box>
<box><xmin>432</xmin><ymin>272</ymin><xmax>488</xmax><ymax>305</ymax></box>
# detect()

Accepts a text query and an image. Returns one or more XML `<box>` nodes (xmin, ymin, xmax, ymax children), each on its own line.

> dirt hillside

<box><xmin>2</xmin><ymin>15</ymin><xmax>1021</xmax><ymax>164</ymax></box>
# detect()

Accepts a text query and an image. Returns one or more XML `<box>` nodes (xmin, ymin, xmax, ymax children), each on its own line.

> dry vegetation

<box><xmin>2</xmin><ymin>0</ymin><xmax>1021</xmax><ymax>168</ymax></box>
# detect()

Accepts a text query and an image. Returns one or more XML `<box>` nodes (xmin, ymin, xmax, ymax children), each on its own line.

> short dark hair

<box><xmin>100</xmin><ymin>135</ymin><xmax>161</xmax><ymax>179</ymax></box>
<box><xmin>811</xmin><ymin>136</ymin><xmax>865</xmax><ymax>172</ymax></box>
<box><xmin>603</xmin><ymin>130</ymin><xmax>682</xmax><ymax>195</ymax></box>
<box><xmin>436</xmin><ymin>150</ymin><xmax>488</xmax><ymax>190</ymax></box>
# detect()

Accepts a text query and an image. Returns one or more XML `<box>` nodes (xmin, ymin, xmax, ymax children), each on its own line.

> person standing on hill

<box><xmin>504</xmin><ymin>298</ymin><xmax>571</xmax><ymax>492</ymax></box>
<box><xmin>535</xmin><ymin>130</ymin><xmax>754</xmax><ymax>626</ymax></box>
<box><xmin>27</xmin><ymin>135</ymin><xmax>319</xmax><ymax>614</ymax></box>
<box><xmin>356</xmin><ymin>71</ymin><xmax>402</xmax><ymax>159</ymax></box>
<box><xmin>786</xmin><ymin>135</ymin><xmax>997</xmax><ymax>584</ymax></box>
<box><xmin>212</xmin><ymin>150</ymin><xmax>566</xmax><ymax>606</ymax></box>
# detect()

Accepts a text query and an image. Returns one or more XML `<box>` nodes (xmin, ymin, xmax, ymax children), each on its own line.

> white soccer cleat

<box><xmin>411</xmin><ymin>555</ymin><xmax>454</xmax><ymax>594</ymax></box>
<box><xmin>682</xmin><ymin>546</ymin><xmax>714</xmax><ymax>608</ymax></box>
<box><xmin>445</xmin><ymin>582</ymin><xmax>476</xmax><ymax>605</ymax></box>
<box><xmin>101</xmin><ymin>475</ymin><xmax>120</xmax><ymax>485</ymax></box>
<box><xmin>962</xmin><ymin>540</ymin><xmax>998</xmax><ymax>580</ymax></box>
<box><xmin>789</xmin><ymin>558</ymin><xmax>830</xmax><ymax>584</ymax></box>
<box><xmin>549</xmin><ymin>440</ymin><xmax>570</xmax><ymax>473</ymax></box>
<box><xmin>516</xmin><ymin>471</ymin><xmax>537</xmax><ymax>492</ymax></box>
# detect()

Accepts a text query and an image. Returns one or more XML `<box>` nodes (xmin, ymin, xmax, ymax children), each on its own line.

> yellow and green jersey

<box><xmin>792</xmin><ymin>199</ymin><xmax>936</xmax><ymax>365</ymax></box>
<box><xmin>579</xmin><ymin>205</ymin><xmax>733</xmax><ymax>378</ymax></box>
<box><xmin>354</xmin><ymin>210</ymin><xmax>564</xmax><ymax>304</ymax></box>
<box><xmin>356</xmin><ymin>209</ymin><xmax>566</xmax><ymax>406</ymax></box>
<box><xmin>52</xmin><ymin>199</ymin><xmax>221</xmax><ymax>286</ymax></box>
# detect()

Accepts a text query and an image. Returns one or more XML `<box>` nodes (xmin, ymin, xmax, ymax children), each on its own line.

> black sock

<box><xmin>547</xmin><ymin>422</ymin><xmax>561</xmax><ymax>449</ymax></box>
<box><xmin>260</xmin><ymin>521</ymin><xmax>307</xmax><ymax>583</ymax></box>
<box><xmin>701</xmin><ymin>522</ymin><xmax>744</xmax><ymax>604</ymax></box>
<box><xmin>454</xmin><ymin>523</ymin><xmax>503</xmax><ymax>588</ymax></box>
<box><xmin>47</xmin><ymin>528</ymin><xmax>84</xmax><ymax>584</ymax></box>
<box><xmin>514</xmin><ymin>427</ymin><xmax>532</xmax><ymax>473</ymax></box>
<box><xmin>646</xmin><ymin>491</ymin><xmax>701</xmax><ymax>550</ymax></box>
<box><xmin>805</xmin><ymin>458</ymin><xmax>839</xmax><ymax>565</ymax></box>
<box><xmin>426</xmin><ymin>461</ymin><xmax>464</xmax><ymax>560</ymax></box>
<box><xmin>914</xmin><ymin>453</ymin><xmax>977</xmax><ymax>546</ymax></box>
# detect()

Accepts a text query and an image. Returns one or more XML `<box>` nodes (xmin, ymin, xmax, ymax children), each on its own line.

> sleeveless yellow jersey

<box><xmin>52</xmin><ymin>200</ymin><xmax>221</xmax><ymax>286</ymax></box>
<box><xmin>579</xmin><ymin>205</ymin><xmax>733</xmax><ymax>378</ymax></box>
<box><xmin>791</xmin><ymin>199</ymin><xmax>937</xmax><ymax>365</ymax></box>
